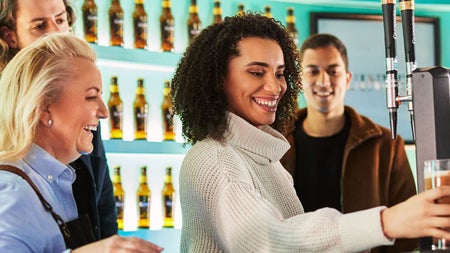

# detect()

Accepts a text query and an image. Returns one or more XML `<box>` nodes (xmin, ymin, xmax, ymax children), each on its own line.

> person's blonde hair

<box><xmin>0</xmin><ymin>32</ymin><xmax>96</xmax><ymax>162</ymax></box>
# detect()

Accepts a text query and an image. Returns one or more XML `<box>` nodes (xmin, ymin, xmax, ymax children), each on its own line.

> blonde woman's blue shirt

<box><xmin>0</xmin><ymin>144</ymin><xmax>78</xmax><ymax>252</ymax></box>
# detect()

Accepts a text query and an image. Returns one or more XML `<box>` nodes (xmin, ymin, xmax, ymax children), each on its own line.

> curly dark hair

<box><xmin>171</xmin><ymin>13</ymin><xmax>301</xmax><ymax>145</ymax></box>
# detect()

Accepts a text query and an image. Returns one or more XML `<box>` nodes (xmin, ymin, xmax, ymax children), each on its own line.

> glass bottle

<box><xmin>109</xmin><ymin>0</ymin><xmax>124</xmax><ymax>47</ymax></box>
<box><xmin>159</xmin><ymin>0</ymin><xmax>175</xmax><ymax>52</ymax></box>
<box><xmin>137</xmin><ymin>166</ymin><xmax>151</xmax><ymax>229</ymax></box>
<box><xmin>133</xmin><ymin>0</ymin><xmax>148</xmax><ymax>49</ymax></box>
<box><xmin>162</xmin><ymin>166</ymin><xmax>175</xmax><ymax>228</ymax></box>
<box><xmin>264</xmin><ymin>5</ymin><xmax>272</xmax><ymax>19</ymax></box>
<box><xmin>133</xmin><ymin>78</ymin><xmax>148</xmax><ymax>140</ymax></box>
<box><xmin>187</xmin><ymin>0</ymin><xmax>201</xmax><ymax>45</ymax></box>
<box><xmin>108</xmin><ymin>76</ymin><xmax>123</xmax><ymax>139</ymax></box>
<box><xmin>161</xmin><ymin>80</ymin><xmax>175</xmax><ymax>141</ymax></box>
<box><xmin>113</xmin><ymin>166</ymin><xmax>125</xmax><ymax>230</ymax></box>
<box><xmin>82</xmin><ymin>0</ymin><xmax>98</xmax><ymax>43</ymax></box>
<box><xmin>212</xmin><ymin>0</ymin><xmax>222</xmax><ymax>24</ymax></box>
<box><xmin>236</xmin><ymin>3</ymin><xmax>245</xmax><ymax>16</ymax></box>
<box><xmin>286</xmin><ymin>7</ymin><xmax>299</xmax><ymax>47</ymax></box>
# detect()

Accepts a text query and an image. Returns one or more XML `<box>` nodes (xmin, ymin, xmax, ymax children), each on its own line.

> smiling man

<box><xmin>280</xmin><ymin>33</ymin><xmax>418</xmax><ymax>253</ymax></box>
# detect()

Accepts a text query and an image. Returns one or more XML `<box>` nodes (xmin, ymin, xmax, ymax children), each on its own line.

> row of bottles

<box><xmin>82</xmin><ymin>0</ymin><xmax>299</xmax><ymax>51</ymax></box>
<box><xmin>82</xmin><ymin>0</ymin><xmax>202</xmax><ymax>50</ymax></box>
<box><xmin>108</xmin><ymin>77</ymin><xmax>175</xmax><ymax>141</ymax></box>
<box><xmin>113</xmin><ymin>166</ymin><xmax>176</xmax><ymax>229</ymax></box>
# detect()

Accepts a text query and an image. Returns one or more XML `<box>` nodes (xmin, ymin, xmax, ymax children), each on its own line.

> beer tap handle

<box><xmin>400</xmin><ymin>0</ymin><xmax>417</xmax><ymax>140</ymax></box>
<box><xmin>382</xmin><ymin>0</ymin><xmax>399</xmax><ymax>139</ymax></box>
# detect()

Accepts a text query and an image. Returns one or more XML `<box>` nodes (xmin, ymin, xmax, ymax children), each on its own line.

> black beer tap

<box><xmin>399</xmin><ymin>0</ymin><xmax>416</xmax><ymax>141</ymax></box>
<box><xmin>381</xmin><ymin>0</ymin><xmax>399</xmax><ymax>139</ymax></box>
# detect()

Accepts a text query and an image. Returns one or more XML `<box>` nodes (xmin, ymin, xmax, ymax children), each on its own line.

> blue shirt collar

<box><xmin>22</xmin><ymin>144</ymin><xmax>76</xmax><ymax>184</ymax></box>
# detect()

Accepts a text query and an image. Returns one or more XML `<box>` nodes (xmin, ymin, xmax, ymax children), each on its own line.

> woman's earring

<box><xmin>47</xmin><ymin>119</ymin><xmax>53</xmax><ymax>126</ymax></box>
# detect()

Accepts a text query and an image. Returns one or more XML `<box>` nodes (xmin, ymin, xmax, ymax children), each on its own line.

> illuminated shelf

<box><xmin>103</xmin><ymin>139</ymin><xmax>190</xmax><ymax>154</ymax></box>
<box><xmin>91</xmin><ymin>44</ymin><xmax>182</xmax><ymax>70</ymax></box>
<box><xmin>119</xmin><ymin>229</ymin><xmax>181</xmax><ymax>252</ymax></box>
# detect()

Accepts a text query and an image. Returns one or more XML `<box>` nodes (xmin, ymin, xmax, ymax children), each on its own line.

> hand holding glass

<box><xmin>424</xmin><ymin>159</ymin><xmax>450</xmax><ymax>250</ymax></box>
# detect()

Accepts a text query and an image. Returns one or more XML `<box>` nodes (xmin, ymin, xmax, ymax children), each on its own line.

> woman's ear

<box><xmin>0</xmin><ymin>26</ymin><xmax>18</xmax><ymax>48</ymax></box>
<box><xmin>39</xmin><ymin>109</ymin><xmax>52</xmax><ymax>127</ymax></box>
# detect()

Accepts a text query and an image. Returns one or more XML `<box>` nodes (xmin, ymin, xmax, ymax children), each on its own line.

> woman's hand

<box><xmin>381</xmin><ymin>186</ymin><xmax>450</xmax><ymax>240</ymax></box>
<box><xmin>73</xmin><ymin>235</ymin><xmax>164</xmax><ymax>253</ymax></box>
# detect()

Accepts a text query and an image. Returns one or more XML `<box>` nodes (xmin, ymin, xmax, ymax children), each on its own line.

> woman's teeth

<box><xmin>84</xmin><ymin>125</ymin><xmax>97</xmax><ymax>131</ymax></box>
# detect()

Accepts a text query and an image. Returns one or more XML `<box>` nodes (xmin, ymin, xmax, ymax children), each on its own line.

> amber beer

<box><xmin>162</xmin><ymin>166</ymin><xmax>175</xmax><ymax>228</ymax></box>
<box><xmin>133</xmin><ymin>78</ymin><xmax>148</xmax><ymax>140</ymax></box>
<box><xmin>285</xmin><ymin>8</ymin><xmax>299</xmax><ymax>46</ymax></box>
<box><xmin>160</xmin><ymin>0</ymin><xmax>174</xmax><ymax>52</ymax></box>
<box><xmin>108</xmin><ymin>76</ymin><xmax>123</xmax><ymax>139</ymax></box>
<box><xmin>424</xmin><ymin>159</ymin><xmax>450</xmax><ymax>249</ymax></box>
<box><xmin>82</xmin><ymin>0</ymin><xmax>98</xmax><ymax>43</ymax></box>
<box><xmin>133</xmin><ymin>0</ymin><xmax>148</xmax><ymax>49</ymax></box>
<box><xmin>113</xmin><ymin>166</ymin><xmax>125</xmax><ymax>230</ymax></box>
<box><xmin>109</xmin><ymin>0</ymin><xmax>124</xmax><ymax>47</ymax></box>
<box><xmin>187</xmin><ymin>0</ymin><xmax>201</xmax><ymax>45</ymax></box>
<box><xmin>263</xmin><ymin>5</ymin><xmax>272</xmax><ymax>18</ymax></box>
<box><xmin>161</xmin><ymin>80</ymin><xmax>175</xmax><ymax>141</ymax></box>
<box><xmin>212</xmin><ymin>0</ymin><xmax>222</xmax><ymax>24</ymax></box>
<box><xmin>137</xmin><ymin>166</ymin><xmax>151</xmax><ymax>228</ymax></box>
<box><xmin>236</xmin><ymin>3</ymin><xmax>245</xmax><ymax>16</ymax></box>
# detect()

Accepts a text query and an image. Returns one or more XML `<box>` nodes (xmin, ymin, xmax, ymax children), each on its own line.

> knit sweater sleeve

<box><xmin>180</xmin><ymin>140</ymin><xmax>393</xmax><ymax>253</ymax></box>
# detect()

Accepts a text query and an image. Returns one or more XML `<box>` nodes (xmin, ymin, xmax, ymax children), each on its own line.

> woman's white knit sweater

<box><xmin>179</xmin><ymin>112</ymin><xmax>393</xmax><ymax>252</ymax></box>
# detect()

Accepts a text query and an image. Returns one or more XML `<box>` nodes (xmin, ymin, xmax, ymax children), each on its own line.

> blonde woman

<box><xmin>0</xmin><ymin>33</ymin><xmax>162</xmax><ymax>253</ymax></box>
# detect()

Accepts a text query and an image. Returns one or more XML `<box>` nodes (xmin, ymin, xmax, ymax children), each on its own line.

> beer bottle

<box><xmin>264</xmin><ymin>5</ymin><xmax>272</xmax><ymax>19</ymax></box>
<box><xmin>137</xmin><ymin>166</ymin><xmax>151</xmax><ymax>228</ymax></box>
<box><xmin>82</xmin><ymin>0</ymin><xmax>98</xmax><ymax>43</ymax></box>
<box><xmin>161</xmin><ymin>80</ymin><xmax>175</xmax><ymax>141</ymax></box>
<box><xmin>159</xmin><ymin>0</ymin><xmax>175</xmax><ymax>52</ymax></box>
<box><xmin>187</xmin><ymin>0</ymin><xmax>201</xmax><ymax>45</ymax></box>
<box><xmin>133</xmin><ymin>78</ymin><xmax>148</xmax><ymax>140</ymax></box>
<box><xmin>236</xmin><ymin>3</ymin><xmax>245</xmax><ymax>16</ymax></box>
<box><xmin>113</xmin><ymin>166</ymin><xmax>125</xmax><ymax>230</ymax></box>
<box><xmin>286</xmin><ymin>7</ymin><xmax>299</xmax><ymax>47</ymax></box>
<box><xmin>133</xmin><ymin>0</ymin><xmax>148</xmax><ymax>49</ymax></box>
<box><xmin>212</xmin><ymin>0</ymin><xmax>222</xmax><ymax>24</ymax></box>
<box><xmin>108</xmin><ymin>76</ymin><xmax>123</xmax><ymax>139</ymax></box>
<box><xmin>109</xmin><ymin>0</ymin><xmax>124</xmax><ymax>47</ymax></box>
<box><xmin>162</xmin><ymin>166</ymin><xmax>175</xmax><ymax>228</ymax></box>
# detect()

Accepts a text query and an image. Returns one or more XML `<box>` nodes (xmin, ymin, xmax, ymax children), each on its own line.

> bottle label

<box><xmin>162</xmin><ymin>0</ymin><xmax>171</xmax><ymax>8</ymax></box>
<box><xmin>135</xmin><ymin>105</ymin><xmax>148</xmax><ymax>132</ymax></box>
<box><xmin>189</xmin><ymin>5</ymin><xmax>199</xmax><ymax>13</ymax></box>
<box><xmin>163</xmin><ymin>195</ymin><xmax>173</xmax><ymax>218</ymax></box>
<box><xmin>83</xmin><ymin>10</ymin><xmax>97</xmax><ymax>39</ymax></box>
<box><xmin>110</xmin><ymin>13</ymin><xmax>124</xmax><ymax>43</ymax></box>
<box><xmin>160</xmin><ymin>21</ymin><xmax>175</xmax><ymax>45</ymax></box>
<box><xmin>188</xmin><ymin>23</ymin><xmax>201</xmax><ymax>44</ymax></box>
<box><xmin>138</xmin><ymin>196</ymin><xmax>150</xmax><ymax>219</ymax></box>
<box><xmin>188</xmin><ymin>24</ymin><xmax>201</xmax><ymax>36</ymax></box>
<box><xmin>110</xmin><ymin>105</ymin><xmax>123</xmax><ymax>130</ymax></box>
<box><xmin>115</xmin><ymin>196</ymin><xmax>124</xmax><ymax>219</ymax></box>
<box><xmin>163</xmin><ymin>108</ymin><xmax>174</xmax><ymax>133</ymax></box>
<box><xmin>134</xmin><ymin>16</ymin><xmax>148</xmax><ymax>44</ymax></box>
<box><xmin>286</xmin><ymin>16</ymin><xmax>296</xmax><ymax>23</ymax></box>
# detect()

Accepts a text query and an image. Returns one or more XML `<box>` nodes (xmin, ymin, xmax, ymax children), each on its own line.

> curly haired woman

<box><xmin>171</xmin><ymin>13</ymin><xmax>450</xmax><ymax>253</ymax></box>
